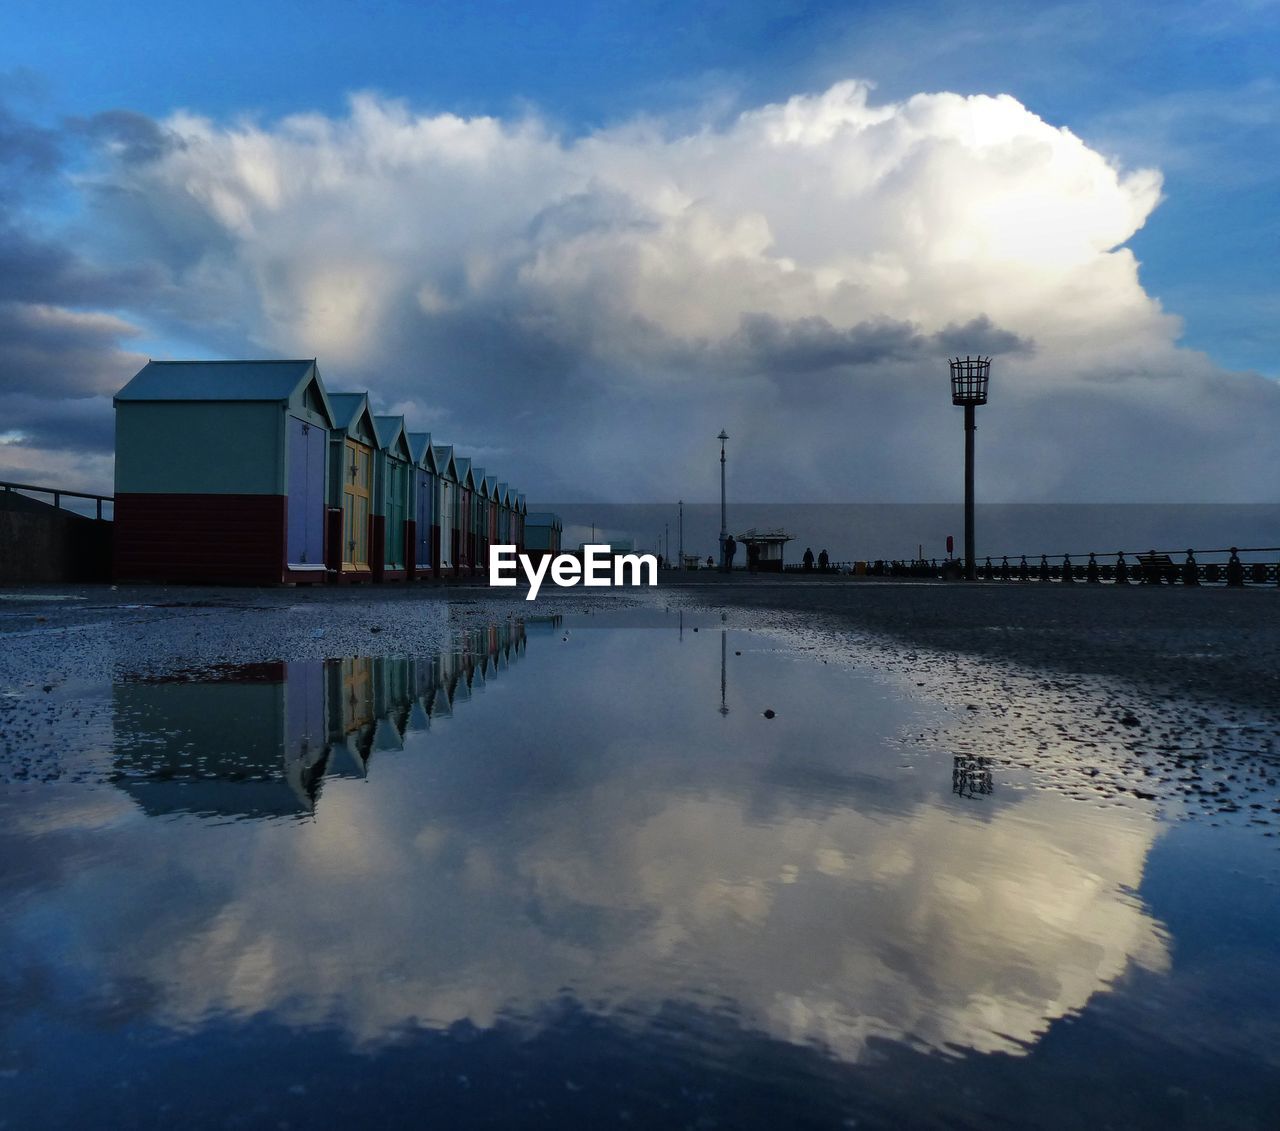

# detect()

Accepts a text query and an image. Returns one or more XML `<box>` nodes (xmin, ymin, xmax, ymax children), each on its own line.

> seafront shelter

<box><xmin>406</xmin><ymin>432</ymin><xmax>435</xmax><ymax>580</ymax></box>
<box><xmin>525</xmin><ymin>512</ymin><xmax>563</xmax><ymax>560</ymax></box>
<box><xmin>113</xmin><ymin>359</ymin><xmax>334</xmax><ymax>585</ymax></box>
<box><xmin>432</xmin><ymin>444</ymin><xmax>457</xmax><ymax>576</ymax></box>
<box><xmin>373</xmin><ymin>415</ymin><xmax>412</xmax><ymax>582</ymax></box>
<box><xmin>326</xmin><ymin>393</ymin><xmax>381</xmax><ymax>582</ymax></box>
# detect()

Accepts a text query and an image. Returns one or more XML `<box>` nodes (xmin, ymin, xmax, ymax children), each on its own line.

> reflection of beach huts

<box><xmin>326</xmin><ymin>393</ymin><xmax>381</xmax><ymax>581</ymax></box>
<box><xmin>112</xmin><ymin>623</ymin><xmax>537</xmax><ymax>820</ymax></box>
<box><xmin>113</xmin><ymin>662</ymin><xmax>329</xmax><ymax>818</ymax></box>
<box><xmin>113</xmin><ymin>360</ymin><xmax>334</xmax><ymax>584</ymax></box>
<box><xmin>373</xmin><ymin>415</ymin><xmax>412</xmax><ymax>583</ymax></box>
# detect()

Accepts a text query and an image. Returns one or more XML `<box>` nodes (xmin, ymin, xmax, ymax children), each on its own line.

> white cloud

<box><xmin>73</xmin><ymin>80</ymin><xmax>1280</xmax><ymax>500</ymax></box>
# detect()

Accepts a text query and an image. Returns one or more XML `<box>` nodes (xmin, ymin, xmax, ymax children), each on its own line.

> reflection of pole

<box><xmin>964</xmin><ymin>402</ymin><xmax>976</xmax><ymax>581</ymax></box>
<box><xmin>719</xmin><ymin>629</ymin><xmax>729</xmax><ymax>716</ymax></box>
<box><xmin>678</xmin><ymin>499</ymin><xmax>684</xmax><ymax>569</ymax></box>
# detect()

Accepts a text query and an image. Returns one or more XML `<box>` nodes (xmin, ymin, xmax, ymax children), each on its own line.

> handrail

<box><xmin>1</xmin><ymin>480</ymin><xmax>114</xmax><ymax>520</ymax></box>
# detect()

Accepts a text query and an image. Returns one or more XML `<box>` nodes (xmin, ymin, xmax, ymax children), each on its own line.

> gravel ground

<box><xmin>2</xmin><ymin>577</ymin><xmax>1277</xmax><ymax>831</ymax></box>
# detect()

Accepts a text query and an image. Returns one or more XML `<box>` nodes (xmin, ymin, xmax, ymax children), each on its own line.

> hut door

<box><xmin>342</xmin><ymin>440</ymin><xmax>372</xmax><ymax>570</ymax></box>
<box><xmin>439</xmin><ymin>480</ymin><xmax>453</xmax><ymax>567</ymax></box>
<box><xmin>385</xmin><ymin>460</ymin><xmax>406</xmax><ymax>570</ymax></box>
<box><xmin>416</xmin><ymin>472</ymin><xmax>433</xmax><ymax>569</ymax></box>
<box><xmin>287</xmin><ymin>417</ymin><xmax>326</xmax><ymax>568</ymax></box>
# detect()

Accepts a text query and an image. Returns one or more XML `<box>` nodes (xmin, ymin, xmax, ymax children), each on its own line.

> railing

<box><xmin>854</xmin><ymin>546</ymin><xmax>1280</xmax><ymax>586</ymax></box>
<box><xmin>1</xmin><ymin>480</ymin><xmax>114</xmax><ymax>521</ymax></box>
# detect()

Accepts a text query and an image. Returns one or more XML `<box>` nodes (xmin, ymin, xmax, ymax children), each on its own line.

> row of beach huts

<box><xmin>113</xmin><ymin>359</ymin><xmax>563</xmax><ymax>584</ymax></box>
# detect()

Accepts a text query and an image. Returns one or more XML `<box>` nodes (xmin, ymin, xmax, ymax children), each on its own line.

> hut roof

<box><xmin>527</xmin><ymin>512</ymin><xmax>562</xmax><ymax>531</ymax></box>
<box><xmin>373</xmin><ymin>415</ymin><xmax>413</xmax><ymax>461</ymax></box>
<box><xmin>432</xmin><ymin>444</ymin><xmax>457</xmax><ymax>481</ymax></box>
<box><xmin>328</xmin><ymin>392</ymin><xmax>381</xmax><ymax>446</ymax></box>
<box><xmin>454</xmin><ymin>457</ymin><xmax>474</xmax><ymax>490</ymax></box>
<box><xmin>116</xmin><ymin>359</ymin><xmax>334</xmax><ymax>424</ymax></box>
<box><xmin>406</xmin><ymin>431</ymin><xmax>434</xmax><ymax>468</ymax></box>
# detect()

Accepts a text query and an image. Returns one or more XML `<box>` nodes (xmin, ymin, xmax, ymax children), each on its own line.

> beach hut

<box><xmin>406</xmin><ymin>432</ymin><xmax>435</xmax><ymax>581</ymax></box>
<box><xmin>326</xmin><ymin>393</ymin><xmax>381</xmax><ymax>582</ymax></box>
<box><xmin>496</xmin><ymin>482</ymin><xmax>511</xmax><ymax>547</ymax></box>
<box><xmin>483</xmin><ymin>475</ymin><xmax>499</xmax><ymax>551</ymax></box>
<box><xmin>432</xmin><ymin>444</ymin><xmax>458</xmax><ymax>576</ymax></box>
<box><xmin>525</xmin><ymin>512</ymin><xmax>563</xmax><ymax>561</ymax></box>
<box><xmin>515</xmin><ymin>493</ymin><xmax>527</xmax><ymax>554</ymax></box>
<box><xmin>114</xmin><ymin>359</ymin><xmax>334</xmax><ymax>585</ymax></box>
<box><xmin>471</xmin><ymin>466</ymin><xmax>490</xmax><ymax>573</ymax></box>
<box><xmin>373</xmin><ymin>415</ymin><xmax>412</xmax><ymax>582</ymax></box>
<box><xmin>454</xmin><ymin>457</ymin><xmax>474</xmax><ymax>576</ymax></box>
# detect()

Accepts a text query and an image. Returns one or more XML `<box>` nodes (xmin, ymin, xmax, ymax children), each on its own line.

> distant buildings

<box><xmin>113</xmin><ymin>359</ymin><xmax>546</xmax><ymax>585</ymax></box>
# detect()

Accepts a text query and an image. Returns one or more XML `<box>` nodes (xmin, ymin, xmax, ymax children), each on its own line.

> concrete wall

<box><xmin>0</xmin><ymin>494</ymin><xmax>112</xmax><ymax>583</ymax></box>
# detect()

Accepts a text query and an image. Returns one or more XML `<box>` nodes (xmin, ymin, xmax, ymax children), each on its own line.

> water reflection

<box><xmin>953</xmin><ymin>753</ymin><xmax>994</xmax><ymax>799</ymax></box>
<box><xmin>111</xmin><ymin>618</ymin><xmax>545</xmax><ymax>819</ymax></box>
<box><xmin>2</xmin><ymin>617</ymin><xmax>1188</xmax><ymax>1117</ymax></box>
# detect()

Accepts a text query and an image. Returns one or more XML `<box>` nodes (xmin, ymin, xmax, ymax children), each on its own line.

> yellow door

<box><xmin>342</xmin><ymin>440</ymin><xmax>372</xmax><ymax>570</ymax></box>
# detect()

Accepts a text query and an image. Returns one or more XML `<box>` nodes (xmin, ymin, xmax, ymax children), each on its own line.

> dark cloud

<box><xmin>68</xmin><ymin>109</ymin><xmax>184</xmax><ymax>164</ymax></box>
<box><xmin>728</xmin><ymin>312</ymin><xmax>1033</xmax><ymax>376</ymax></box>
<box><xmin>0</xmin><ymin>392</ymin><xmax>116</xmax><ymax>453</ymax></box>
<box><xmin>0</xmin><ymin>104</ymin><xmax>61</xmax><ymax>189</ymax></box>
<box><xmin>0</xmin><ymin>301</ymin><xmax>144</xmax><ymax>399</ymax></box>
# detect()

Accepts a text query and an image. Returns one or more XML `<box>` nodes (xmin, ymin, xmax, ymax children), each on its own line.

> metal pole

<box><xmin>719</xmin><ymin>431</ymin><xmax>728</xmax><ymax>570</ymax></box>
<box><xmin>964</xmin><ymin>402</ymin><xmax>976</xmax><ymax>581</ymax></box>
<box><xmin>665</xmin><ymin>522</ymin><xmax>669</xmax><ymax>566</ymax></box>
<box><xmin>678</xmin><ymin>500</ymin><xmax>684</xmax><ymax>570</ymax></box>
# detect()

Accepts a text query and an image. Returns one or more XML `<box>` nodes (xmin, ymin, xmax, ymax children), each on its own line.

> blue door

<box><xmin>416</xmin><ymin>471</ymin><xmax>433</xmax><ymax>568</ymax></box>
<box><xmin>287</xmin><ymin>417</ymin><xmax>326</xmax><ymax>568</ymax></box>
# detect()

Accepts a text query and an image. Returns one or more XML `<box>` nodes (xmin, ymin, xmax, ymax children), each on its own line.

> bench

<box><xmin>1135</xmin><ymin>552</ymin><xmax>1177</xmax><ymax>585</ymax></box>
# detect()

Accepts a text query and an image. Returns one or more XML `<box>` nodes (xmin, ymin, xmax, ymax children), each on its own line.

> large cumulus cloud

<box><xmin>8</xmin><ymin>80</ymin><xmax>1280</xmax><ymax>499</ymax></box>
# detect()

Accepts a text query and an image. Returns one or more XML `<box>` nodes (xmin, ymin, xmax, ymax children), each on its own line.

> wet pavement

<box><xmin>1</xmin><ymin>581</ymin><xmax>1278</xmax><ymax>1128</ymax></box>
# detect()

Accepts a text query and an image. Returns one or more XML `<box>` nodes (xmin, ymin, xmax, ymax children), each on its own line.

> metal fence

<box><xmin>840</xmin><ymin>547</ymin><xmax>1280</xmax><ymax>585</ymax></box>
<box><xmin>1</xmin><ymin>480</ymin><xmax>114</xmax><ymax>521</ymax></box>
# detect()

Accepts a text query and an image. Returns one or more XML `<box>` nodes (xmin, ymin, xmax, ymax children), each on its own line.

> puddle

<box><xmin>1</xmin><ymin>611</ymin><xmax>1278</xmax><ymax>1128</ymax></box>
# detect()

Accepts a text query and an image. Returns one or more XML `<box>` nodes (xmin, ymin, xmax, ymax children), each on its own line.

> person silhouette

<box><xmin>724</xmin><ymin>535</ymin><xmax>737</xmax><ymax>572</ymax></box>
<box><xmin>803</xmin><ymin>547</ymin><xmax>815</xmax><ymax>571</ymax></box>
<box><xmin>818</xmin><ymin>548</ymin><xmax>829</xmax><ymax>570</ymax></box>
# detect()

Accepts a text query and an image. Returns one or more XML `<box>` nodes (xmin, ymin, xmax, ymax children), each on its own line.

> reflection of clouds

<box><xmin>6</xmin><ymin>766</ymin><xmax>1167</xmax><ymax>1061</ymax></box>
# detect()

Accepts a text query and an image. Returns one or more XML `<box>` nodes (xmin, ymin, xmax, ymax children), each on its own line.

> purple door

<box><xmin>287</xmin><ymin>417</ymin><xmax>326</xmax><ymax>568</ymax></box>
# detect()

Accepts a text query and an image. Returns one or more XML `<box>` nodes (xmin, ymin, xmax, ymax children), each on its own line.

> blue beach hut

<box><xmin>373</xmin><ymin>415</ymin><xmax>412</xmax><ymax>582</ymax></box>
<box><xmin>406</xmin><ymin>431</ymin><xmax>435</xmax><ymax>580</ymax></box>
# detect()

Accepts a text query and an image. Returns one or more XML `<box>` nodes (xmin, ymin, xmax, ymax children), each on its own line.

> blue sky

<box><xmin>1</xmin><ymin>0</ymin><xmax>1277</xmax><ymax>498</ymax></box>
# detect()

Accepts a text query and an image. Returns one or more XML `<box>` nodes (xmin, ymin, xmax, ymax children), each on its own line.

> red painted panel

<box><xmin>115</xmin><ymin>493</ymin><xmax>290</xmax><ymax>584</ymax></box>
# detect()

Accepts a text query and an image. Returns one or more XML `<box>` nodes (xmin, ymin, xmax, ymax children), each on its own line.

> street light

<box><xmin>949</xmin><ymin>356</ymin><xmax>991</xmax><ymax>581</ymax></box>
<box><xmin>718</xmin><ymin>430</ymin><xmax>729</xmax><ymax>571</ymax></box>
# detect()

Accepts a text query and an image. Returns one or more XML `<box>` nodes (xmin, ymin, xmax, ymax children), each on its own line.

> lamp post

<box><xmin>718</xmin><ymin>430</ymin><xmax>729</xmax><ymax>571</ymax></box>
<box><xmin>678</xmin><ymin>499</ymin><xmax>684</xmax><ymax>570</ymax></box>
<box><xmin>949</xmin><ymin>356</ymin><xmax>991</xmax><ymax>581</ymax></box>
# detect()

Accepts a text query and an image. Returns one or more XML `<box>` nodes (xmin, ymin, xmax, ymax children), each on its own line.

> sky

<box><xmin>1</xmin><ymin>0</ymin><xmax>1277</xmax><ymax>501</ymax></box>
